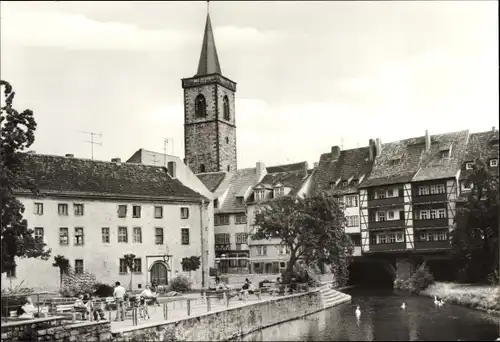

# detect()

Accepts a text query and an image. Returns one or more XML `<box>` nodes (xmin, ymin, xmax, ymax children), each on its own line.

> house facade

<box><xmin>3</xmin><ymin>153</ymin><xmax>209</xmax><ymax>292</ymax></box>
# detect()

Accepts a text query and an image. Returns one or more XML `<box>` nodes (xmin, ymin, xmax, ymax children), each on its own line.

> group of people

<box><xmin>73</xmin><ymin>293</ymin><xmax>106</xmax><ymax>321</ymax></box>
<box><xmin>112</xmin><ymin>281</ymin><xmax>160</xmax><ymax>322</ymax></box>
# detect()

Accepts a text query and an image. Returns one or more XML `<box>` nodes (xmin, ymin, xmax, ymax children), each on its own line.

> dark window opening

<box><xmin>200</xmin><ymin>164</ymin><xmax>206</xmax><ymax>173</ymax></box>
<box><xmin>223</xmin><ymin>95</ymin><xmax>230</xmax><ymax>120</ymax></box>
<box><xmin>195</xmin><ymin>94</ymin><xmax>207</xmax><ymax>118</ymax></box>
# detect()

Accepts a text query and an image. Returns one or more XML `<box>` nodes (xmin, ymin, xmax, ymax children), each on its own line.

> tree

<box><xmin>251</xmin><ymin>193</ymin><xmax>353</xmax><ymax>284</ymax></box>
<box><xmin>181</xmin><ymin>256</ymin><xmax>201</xmax><ymax>277</ymax></box>
<box><xmin>123</xmin><ymin>253</ymin><xmax>136</xmax><ymax>290</ymax></box>
<box><xmin>1</xmin><ymin>80</ymin><xmax>51</xmax><ymax>274</ymax></box>
<box><xmin>52</xmin><ymin>255</ymin><xmax>70</xmax><ymax>289</ymax></box>
<box><xmin>451</xmin><ymin>159</ymin><xmax>499</xmax><ymax>284</ymax></box>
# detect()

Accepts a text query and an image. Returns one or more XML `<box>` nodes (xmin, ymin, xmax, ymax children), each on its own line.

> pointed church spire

<box><xmin>195</xmin><ymin>3</ymin><xmax>222</xmax><ymax>77</ymax></box>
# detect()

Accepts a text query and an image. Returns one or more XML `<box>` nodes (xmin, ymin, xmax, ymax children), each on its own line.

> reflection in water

<box><xmin>239</xmin><ymin>288</ymin><xmax>499</xmax><ymax>341</ymax></box>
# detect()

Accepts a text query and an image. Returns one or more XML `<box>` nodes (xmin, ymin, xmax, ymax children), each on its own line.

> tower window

<box><xmin>227</xmin><ymin>165</ymin><xmax>230</xmax><ymax>171</ymax></box>
<box><xmin>223</xmin><ymin>95</ymin><xmax>230</xmax><ymax>121</ymax></box>
<box><xmin>200</xmin><ymin>164</ymin><xmax>206</xmax><ymax>173</ymax></box>
<box><xmin>195</xmin><ymin>94</ymin><xmax>207</xmax><ymax>118</ymax></box>
<box><xmin>225</xmin><ymin>136</ymin><xmax>229</xmax><ymax>144</ymax></box>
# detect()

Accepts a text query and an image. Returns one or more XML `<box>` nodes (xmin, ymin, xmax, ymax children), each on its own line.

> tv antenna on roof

<box><xmin>78</xmin><ymin>130</ymin><xmax>102</xmax><ymax>160</ymax></box>
<box><xmin>163</xmin><ymin>138</ymin><xmax>175</xmax><ymax>165</ymax></box>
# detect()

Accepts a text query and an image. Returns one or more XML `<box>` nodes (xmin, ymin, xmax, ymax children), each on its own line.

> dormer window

<box><xmin>214</xmin><ymin>199</ymin><xmax>219</xmax><ymax>208</ymax></box>
<box><xmin>390</xmin><ymin>159</ymin><xmax>400</xmax><ymax>166</ymax></box>
<box><xmin>340</xmin><ymin>180</ymin><xmax>348</xmax><ymax>187</ymax></box>
<box><xmin>440</xmin><ymin>150</ymin><xmax>450</xmax><ymax>159</ymax></box>
<box><xmin>236</xmin><ymin>196</ymin><xmax>244</xmax><ymax>205</ymax></box>
<box><xmin>351</xmin><ymin>179</ymin><xmax>359</xmax><ymax>186</ymax></box>
<box><xmin>329</xmin><ymin>182</ymin><xmax>335</xmax><ymax>189</ymax></box>
<box><xmin>465</xmin><ymin>162</ymin><xmax>474</xmax><ymax>170</ymax></box>
<box><xmin>490</xmin><ymin>158</ymin><xmax>498</xmax><ymax>167</ymax></box>
<box><xmin>463</xmin><ymin>181</ymin><xmax>473</xmax><ymax>191</ymax></box>
<box><xmin>255</xmin><ymin>190</ymin><xmax>265</xmax><ymax>202</ymax></box>
<box><xmin>274</xmin><ymin>187</ymin><xmax>284</xmax><ymax>198</ymax></box>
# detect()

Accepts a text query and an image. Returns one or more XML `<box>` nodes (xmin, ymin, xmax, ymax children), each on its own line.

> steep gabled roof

<box><xmin>266</xmin><ymin>162</ymin><xmax>307</xmax><ymax>174</ymax></box>
<box><xmin>413</xmin><ymin>130</ymin><xmax>469</xmax><ymax>182</ymax></box>
<box><xmin>460</xmin><ymin>130</ymin><xmax>499</xmax><ymax>180</ymax></box>
<box><xmin>217</xmin><ymin>167</ymin><xmax>259</xmax><ymax>213</ymax></box>
<box><xmin>15</xmin><ymin>153</ymin><xmax>206</xmax><ymax>201</ymax></box>
<box><xmin>196</xmin><ymin>172</ymin><xmax>227</xmax><ymax>192</ymax></box>
<box><xmin>313</xmin><ymin>146</ymin><xmax>374</xmax><ymax>195</ymax></box>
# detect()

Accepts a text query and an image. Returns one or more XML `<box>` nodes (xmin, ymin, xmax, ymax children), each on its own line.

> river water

<box><xmin>240</xmin><ymin>288</ymin><xmax>500</xmax><ymax>341</ymax></box>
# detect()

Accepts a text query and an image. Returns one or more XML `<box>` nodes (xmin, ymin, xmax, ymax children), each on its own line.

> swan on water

<box><xmin>434</xmin><ymin>296</ymin><xmax>440</xmax><ymax>305</ymax></box>
<box><xmin>401</xmin><ymin>302</ymin><xmax>406</xmax><ymax>309</ymax></box>
<box><xmin>355</xmin><ymin>306</ymin><xmax>361</xmax><ymax>318</ymax></box>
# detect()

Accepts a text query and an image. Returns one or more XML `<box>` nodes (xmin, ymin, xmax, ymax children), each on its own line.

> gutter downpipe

<box><xmin>200</xmin><ymin>199</ymin><xmax>206</xmax><ymax>289</ymax></box>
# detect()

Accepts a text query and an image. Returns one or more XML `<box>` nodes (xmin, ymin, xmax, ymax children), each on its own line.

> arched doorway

<box><xmin>150</xmin><ymin>262</ymin><xmax>169</xmax><ymax>286</ymax></box>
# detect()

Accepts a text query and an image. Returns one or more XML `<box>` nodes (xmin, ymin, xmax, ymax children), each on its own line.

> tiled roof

<box><xmin>14</xmin><ymin>153</ymin><xmax>206</xmax><ymax>201</ymax></box>
<box><xmin>460</xmin><ymin>130</ymin><xmax>499</xmax><ymax>180</ymax></box>
<box><xmin>218</xmin><ymin>167</ymin><xmax>259</xmax><ymax>213</ymax></box>
<box><xmin>313</xmin><ymin>146</ymin><xmax>374</xmax><ymax>195</ymax></box>
<box><xmin>413</xmin><ymin>130</ymin><xmax>469</xmax><ymax>182</ymax></box>
<box><xmin>266</xmin><ymin>162</ymin><xmax>307</xmax><ymax>174</ymax></box>
<box><xmin>196</xmin><ymin>172</ymin><xmax>227</xmax><ymax>192</ymax></box>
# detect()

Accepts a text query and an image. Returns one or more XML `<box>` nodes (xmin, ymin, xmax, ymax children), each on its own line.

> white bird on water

<box><xmin>401</xmin><ymin>302</ymin><xmax>406</xmax><ymax>309</ymax></box>
<box><xmin>434</xmin><ymin>296</ymin><xmax>445</xmax><ymax>307</ymax></box>
<box><xmin>355</xmin><ymin>306</ymin><xmax>361</xmax><ymax>318</ymax></box>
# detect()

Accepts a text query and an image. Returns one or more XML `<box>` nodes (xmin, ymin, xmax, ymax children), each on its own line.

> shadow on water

<box><xmin>349</xmin><ymin>261</ymin><xmax>394</xmax><ymax>289</ymax></box>
<box><xmin>238</xmin><ymin>287</ymin><xmax>500</xmax><ymax>341</ymax></box>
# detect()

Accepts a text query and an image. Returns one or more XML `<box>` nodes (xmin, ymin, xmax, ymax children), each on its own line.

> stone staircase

<box><xmin>319</xmin><ymin>284</ymin><xmax>351</xmax><ymax>309</ymax></box>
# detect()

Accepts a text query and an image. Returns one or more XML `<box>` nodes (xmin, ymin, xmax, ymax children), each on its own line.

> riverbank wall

<box><xmin>419</xmin><ymin>282</ymin><xmax>499</xmax><ymax>315</ymax></box>
<box><xmin>112</xmin><ymin>288</ymin><xmax>351</xmax><ymax>341</ymax></box>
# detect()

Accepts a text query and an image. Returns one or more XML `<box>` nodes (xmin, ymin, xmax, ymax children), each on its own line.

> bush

<box><xmin>60</xmin><ymin>268</ymin><xmax>98</xmax><ymax>297</ymax></box>
<box><xmin>409</xmin><ymin>263</ymin><xmax>435</xmax><ymax>293</ymax></box>
<box><xmin>94</xmin><ymin>283</ymin><xmax>114</xmax><ymax>298</ymax></box>
<box><xmin>167</xmin><ymin>275</ymin><xmax>192</xmax><ymax>293</ymax></box>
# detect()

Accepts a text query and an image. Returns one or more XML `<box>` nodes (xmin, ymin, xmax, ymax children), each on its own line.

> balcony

<box><xmin>368</xmin><ymin>196</ymin><xmax>405</xmax><ymax>208</ymax></box>
<box><xmin>368</xmin><ymin>219</ymin><xmax>405</xmax><ymax>229</ymax></box>
<box><xmin>413</xmin><ymin>193</ymin><xmax>447</xmax><ymax>204</ymax></box>
<box><xmin>369</xmin><ymin>242</ymin><xmax>406</xmax><ymax>252</ymax></box>
<box><xmin>413</xmin><ymin>218</ymin><xmax>449</xmax><ymax>229</ymax></box>
<box><xmin>414</xmin><ymin>240</ymin><xmax>450</xmax><ymax>250</ymax></box>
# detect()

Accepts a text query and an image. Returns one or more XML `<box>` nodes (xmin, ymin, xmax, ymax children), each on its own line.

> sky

<box><xmin>1</xmin><ymin>1</ymin><xmax>498</xmax><ymax>169</ymax></box>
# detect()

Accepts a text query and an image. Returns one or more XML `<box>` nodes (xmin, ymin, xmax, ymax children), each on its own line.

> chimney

<box><xmin>65</xmin><ymin>154</ymin><xmax>74</xmax><ymax>158</ymax></box>
<box><xmin>256</xmin><ymin>161</ymin><xmax>266</xmax><ymax>182</ymax></box>
<box><xmin>167</xmin><ymin>161</ymin><xmax>177</xmax><ymax>178</ymax></box>
<box><xmin>425</xmin><ymin>130</ymin><xmax>431</xmax><ymax>151</ymax></box>
<box><xmin>313</xmin><ymin>162</ymin><xmax>319</xmax><ymax>169</ymax></box>
<box><xmin>492</xmin><ymin>126</ymin><xmax>496</xmax><ymax>132</ymax></box>
<box><xmin>368</xmin><ymin>139</ymin><xmax>375</xmax><ymax>161</ymax></box>
<box><xmin>111</xmin><ymin>158</ymin><xmax>121</xmax><ymax>163</ymax></box>
<box><xmin>375</xmin><ymin>138</ymin><xmax>382</xmax><ymax>155</ymax></box>
<box><xmin>331</xmin><ymin>146</ymin><xmax>341</xmax><ymax>160</ymax></box>
<box><xmin>302</xmin><ymin>162</ymin><xmax>309</xmax><ymax>177</ymax></box>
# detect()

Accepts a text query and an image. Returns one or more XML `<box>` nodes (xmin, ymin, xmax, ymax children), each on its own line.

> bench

<box><xmin>55</xmin><ymin>304</ymin><xmax>79</xmax><ymax>322</ymax></box>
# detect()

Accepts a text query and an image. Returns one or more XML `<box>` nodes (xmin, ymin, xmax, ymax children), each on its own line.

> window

<box><xmin>195</xmin><ymin>94</ymin><xmax>207</xmax><ymax>118</ymax></box>
<box><xmin>225</xmin><ymin>137</ymin><xmax>229</xmax><ymax>144</ymax></box>
<box><xmin>378</xmin><ymin>234</ymin><xmax>387</xmax><ymax>244</ymax></box>
<box><xmin>6</xmin><ymin>266</ymin><xmax>16</xmax><ymax>278</ymax></box>
<box><xmin>34</xmin><ymin>227</ymin><xmax>44</xmax><ymax>241</ymax></box>
<box><xmin>376</xmin><ymin>191</ymin><xmax>386</xmax><ymax>199</ymax></box>
<box><xmin>370</xmin><ymin>234</ymin><xmax>377</xmax><ymax>245</ymax></box>
<box><xmin>396</xmin><ymin>232</ymin><xmax>404</xmax><ymax>242</ymax></box>
<box><xmin>256</xmin><ymin>246</ymin><xmax>267</xmax><ymax>256</ymax></box>
<box><xmin>377</xmin><ymin>211</ymin><xmax>386</xmax><ymax>222</ymax></box>
<box><xmin>74</xmin><ymin>227</ymin><xmax>84</xmax><ymax>246</ymax></box>
<box><xmin>102</xmin><ymin>228</ymin><xmax>110</xmax><ymax>243</ymax></box>
<box><xmin>118</xmin><ymin>227</ymin><xmax>128</xmax><ymax>243</ymax></box>
<box><xmin>390</xmin><ymin>159</ymin><xmax>400</xmax><ymax>166</ymax></box>
<box><xmin>329</xmin><ymin>182</ymin><xmax>335</xmax><ymax>189</ymax></box>
<box><xmin>255</xmin><ymin>190</ymin><xmax>265</xmax><ymax>202</ymax></box>
<box><xmin>133</xmin><ymin>227</ymin><xmax>142</xmax><ymax>243</ymax></box>
<box><xmin>278</xmin><ymin>245</ymin><xmax>289</xmax><ymax>255</ymax></box>
<box><xmin>34</xmin><ymin>202</ymin><xmax>43</xmax><ymax>215</ymax></box>
<box><xmin>236</xmin><ymin>197</ymin><xmax>244</xmax><ymax>205</ymax></box>
<box><xmin>463</xmin><ymin>181</ymin><xmax>473</xmax><ymax>190</ymax></box>
<box><xmin>435</xmin><ymin>231</ymin><xmax>447</xmax><ymax>241</ymax></box>
<box><xmin>419</xmin><ymin>210</ymin><xmax>429</xmax><ymax>220</ymax></box>
<box><xmin>273</xmin><ymin>187</ymin><xmax>285</xmax><ymax>198</ymax></box>
<box><xmin>490</xmin><ymin>159</ymin><xmax>498</xmax><ymax>167</ymax></box>
<box><xmin>215</xmin><ymin>214</ymin><xmax>230</xmax><ymax>226</ymax></box>
<box><xmin>227</xmin><ymin>165</ymin><xmax>231</xmax><ymax>172</ymax></box>
<box><xmin>133</xmin><ymin>258</ymin><xmax>142</xmax><ymax>273</ymax></box>
<box><xmin>181</xmin><ymin>207</ymin><xmax>189</xmax><ymax>219</ymax></box>
<box><xmin>346</xmin><ymin>196</ymin><xmax>358</xmax><ymax>207</ymax></box>
<box><xmin>58</xmin><ymin>204</ymin><xmax>68</xmax><ymax>216</ymax></box>
<box><xmin>155</xmin><ymin>228</ymin><xmax>164</xmax><ymax>245</ymax></box>
<box><xmin>465</xmin><ymin>162</ymin><xmax>474</xmax><ymax>170</ymax></box>
<box><xmin>418</xmin><ymin>186</ymin><xmax>429</xmax><ymax>196</ymax></box>
<box><xmin>154</xmin><ymin>206</ymin><xmax>163</xmax><ymax>219</ymax></box>
<box><xmin>387</xmin><ymin>189</ymin><xmax>394</xmax><ymax>197</ymax></box>
<box><xmin>346</xmin><ymin>216</ymin><xmax>359</xmax><ymax>227</ymax></box>
<box><xmin>420</xmin><ymin>232</ymin><xmax>427</xmax><ymax>241</ymax></box>
<box><xmin>430</xmin><ymin>209</ymin><xmax>437</xmax><ymax>219</ymax></box>
<box><xmin>74</xmin><ymin>260</ymin><xmax>84</xmax><ymax>274</ymax></box>
<box><xmin>214</xmin><ymin>199</ymin><xmax>219</xmax><ymax>208</ymax></box>
<box><xmin>235</xmin><ymin>213</ymin><xmax>247</xmax><ymax>224</ymax></box>
<box><xmin>340</xmin><ymin>180</ymin><xmax>348</xmax><ymax>187</ymax></box>
<box><xmin>215</xmin><ymin>233</ymin><xmax>230</xmax><ymax>245</ymax></box>
<box><xmin>181</xmin><ymin>228</ymin><xmax>190</xmax><ymax>245</ymax></box>
<box><xmin>74</xmin><ymin>204</ymin><xmax>84</xmax><ymax>216</ymax></box>
<box><xmin>235</xmin><ymin>233</ymin><xmax>248</xmax><ymax>244</ymax></box>
<box><xmin>132</xmin><ymin>205</ymin><xmax>141</xmax><ymax>218</ymax></box>
<box><xmin>118</xmin><ymin>205</ymin><xmax>127</xmax><ymax>218</ymax></box>
<box><xmin>388</xmin><ymin>211</ymin><xmax>395</xmax><ymax>219</ymax></box>
<box><xmin>119</xmin><ymin>259</ymin><xmax>127</xmax><ymax>274</ymax></box>
<box><xmin>437</xmin><ymin>208</ymin><xmax>446</xmax><ymax>219</ymax></box>
<box><xmin>200</xmin><ymin>164</ymin><xmax>206</xmax><ymax>173</ymax></box>
<box><xmin>440</xmin><ymin>150</ymin><xmax>450</xmax><ymax>158</ymax></box>
<box><xmin>388</xmin><ymin>233</ymin><xmax>396</xmax><ymax>243</ymax></box>
<box><xmin>223</xmin><ymin>95</ymin><xmax>230</xmax><ymax>120</ymax></box>
<box><xmin>59</xmin><ymin>228</ymin><xmax>69</xmax><ymax>245</ymax></box>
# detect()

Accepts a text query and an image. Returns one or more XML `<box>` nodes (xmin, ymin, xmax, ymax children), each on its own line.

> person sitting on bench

<box><xmin>18</xmin><ymin>297</ymin><xmax>38</xmax><ymax>319</ymax></box>
<box><xmin>140</xmin><ymin>285</ymin><xmax>160</xmax><ymax>307</ymax></box>
<box><xmin>74</xmin><ymin>294</ymin><xmax>89</xmax><ymax>320</ymax></box>
<box><xmin>89</xmin><ymin>294</ymin><xmax>106</xmax><ymax>321</ymax></box>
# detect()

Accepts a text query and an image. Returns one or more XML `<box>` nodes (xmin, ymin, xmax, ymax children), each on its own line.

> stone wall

<box><xmin>1</xmin><ymin>317</ymin><xmax>112</xmax><ymax>342</ymax></box>
<box><xmin>113</xmin><ymin>290</ymin><xmax>326</xmax><ymax>341</ymax></box>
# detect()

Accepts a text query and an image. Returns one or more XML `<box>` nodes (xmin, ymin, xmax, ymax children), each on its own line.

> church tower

<box><xmin>182</xmin><ymin>8</ymin><xmax>238</xmax><ymax>174</ymax></box>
